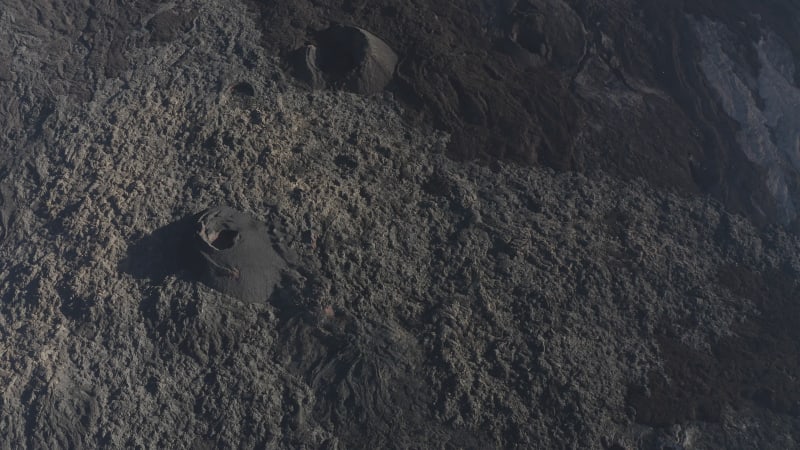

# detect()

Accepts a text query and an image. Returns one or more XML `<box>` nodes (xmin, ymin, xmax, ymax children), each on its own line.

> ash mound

<box><xmin>192</xmin><ymin>206</ymin><xmax>291</xmax><ymax>304</ymax></box>
<box><xmin>259</xmin><ymin>0</ymin><xmax>800</xmax><ymax>229</ymax></box>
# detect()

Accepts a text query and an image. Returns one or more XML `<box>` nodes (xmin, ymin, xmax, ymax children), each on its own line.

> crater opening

<box><xmin>315</xmin><ymin>27</ymin><xmax>364</xmax><ymax>79</ymax></box>
<box><xmin>231</xmin><ymin>81</ymin><xmax>255</xmax><ymax>97</ymax></box>
<box><xmin>211</xmin><ymin>229</ymin><xmax>239</xmax><ymax>250</ymax></box>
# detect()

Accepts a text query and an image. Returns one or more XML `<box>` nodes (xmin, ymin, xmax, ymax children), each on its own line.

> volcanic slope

<box><xmin>1</xmin><ymin>0</ymin><xmax>800</xmax><ymax>449</ymax></box>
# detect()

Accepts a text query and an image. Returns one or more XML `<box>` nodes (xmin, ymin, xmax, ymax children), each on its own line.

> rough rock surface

<box><xmin>1</xmin><ymin>0</ymin><xmax>799</xmax><ymax>449</ymax></box>
<box><xmin>255</xmin><ymin>0</ymin><xmax>800</xmax><ymax>227</ymax></box>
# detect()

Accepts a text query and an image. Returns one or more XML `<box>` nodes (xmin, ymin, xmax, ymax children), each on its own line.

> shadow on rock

<box><xmin>276</xmin><ymin>310</ymin><xmax>491</xmax><ymax>449</ymax></box>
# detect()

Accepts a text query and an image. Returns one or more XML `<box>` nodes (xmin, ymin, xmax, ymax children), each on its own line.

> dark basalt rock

<box><xmin>191</xmin><ymin>206</ymin><xmax>290</xmax><ymax>304</ymax></box>
<box><xmin>288</xmin><ymin>25</ymin><xmax>398</xmax><ymax>95</ymax></box>
<box><xmin>257</xmin><ymin>0</ymin><xmax>800</xmax><ymax>228</ymax></box>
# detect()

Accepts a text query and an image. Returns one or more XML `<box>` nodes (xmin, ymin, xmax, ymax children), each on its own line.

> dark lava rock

<box><xmin>255</xmin><ymin>0</ymin><xmax>800</xmax><ymax>228</ymax></box>
<box><xmin>191</xmin><ymin>206</ymin><xmax>289</xmax><ymax>304</ymax></box>
<box><xmin>146</xmin><ymin>8</ymin><xmax>197</xmax><ymax>43</ymax></box>
<box><xmin>288</xmin><ymin>25</ymin><xmax>398</xmax><ymax>95</ymax></box>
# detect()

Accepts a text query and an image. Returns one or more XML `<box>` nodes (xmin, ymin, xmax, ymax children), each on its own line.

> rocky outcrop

<box><xmin>258</xmin><ymin>0</ymin><xmax>800</xmax><ymax>228</ymax></box>
<box><xmin>288</xmin><ymin>25</ymin><xmax>398</xmax><ymax>95</ymax></box>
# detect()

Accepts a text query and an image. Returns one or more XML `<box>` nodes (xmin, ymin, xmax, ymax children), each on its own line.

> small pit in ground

<box><xmin>231</xmin><ymin>81</ymin><xmax>255</xmax><ymax>97</ymax></box>
<box><xmin>211</xmin><ymin>230</ymin><xmax>238</xmax><ymax>250</ymax></box>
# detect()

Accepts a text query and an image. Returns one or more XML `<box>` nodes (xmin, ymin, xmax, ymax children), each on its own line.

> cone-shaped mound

<box><xmin>191</xmin><ymin>206</ymin><xmax>288</xmax><ymax>303</ymax></box>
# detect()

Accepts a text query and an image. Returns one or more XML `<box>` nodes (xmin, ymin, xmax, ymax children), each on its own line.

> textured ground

<box><xmin>1</xmin><ymin>0</ymin><xmax>800</xmax><ymax>449</ymax></box>
<box><xmin>251</xmin><ymin>0</ymin><xmax>800</xmax><ymax>227</ymax></box>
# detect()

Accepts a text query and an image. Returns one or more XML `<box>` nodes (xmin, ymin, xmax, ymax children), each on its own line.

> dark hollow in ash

<box><xmin>191</xmin><ymin>206</ymin><xmax>289</xmax><ymax>304</ymax></box>
<box><xmin>288</xmin><ymin>25</ymin><xmax>398</xmax><ymax>95</ymax></box>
